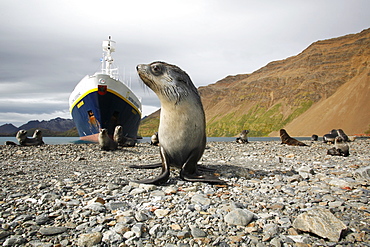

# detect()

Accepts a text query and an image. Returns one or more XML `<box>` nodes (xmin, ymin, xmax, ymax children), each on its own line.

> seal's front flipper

<box><xmin>129</xmin><ymin>163</ymin><xmax>162</xmax><ymax>169</ymax></box>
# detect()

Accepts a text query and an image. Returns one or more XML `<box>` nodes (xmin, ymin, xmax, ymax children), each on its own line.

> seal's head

<box><xmin>16</xmin><ymin>130</ymin><xmax>27</xmax><ymax>141</ymax></box>
<box><xmin>33</xmin><ymin>129</ymin><xmax>42</xmax><ymax>139</ymax></box>
<box><xmin>335</xmin><ymin>136</ymin><xmax>343</xmax><ymax>143</ymax></box>
<box><xmin>137</xmin><ymin>61</ymin><xmax>199</xmax><ymax>104</ymax></box>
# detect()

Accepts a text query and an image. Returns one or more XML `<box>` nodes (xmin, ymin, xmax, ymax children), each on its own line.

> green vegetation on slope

<box><xmin>206</xmin><ymin>100</ymin><xmax>313</xmax><ymax>137</ymax></box>
<box><xmin>138</xmin><ymin>117</ymin><xmax>160</xmax><ymax>137</ymax></box>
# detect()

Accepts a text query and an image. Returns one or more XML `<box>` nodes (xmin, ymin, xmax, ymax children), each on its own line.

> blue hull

<box><xmin>71</xmin><ymin>89</ymin><xmax>141</xmax><ymax>142</ymax></box>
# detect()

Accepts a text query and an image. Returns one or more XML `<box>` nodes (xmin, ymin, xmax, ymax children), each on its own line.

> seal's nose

<box><xmin>136</xmin><ymin>64</ymin><xmax>141</xmax><ymax>71</ymax></box>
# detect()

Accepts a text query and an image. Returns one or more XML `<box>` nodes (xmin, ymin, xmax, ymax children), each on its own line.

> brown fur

<box><xmin>280</xmin><ymin>129</ymin><xmax>307</xmax><ymax>146</ymax></box>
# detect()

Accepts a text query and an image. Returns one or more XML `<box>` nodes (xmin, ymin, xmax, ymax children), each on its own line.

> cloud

<box><xmin>0</xmin><ymin>0</ymin><xmax>369</xmax><ymax>126</ymax></box>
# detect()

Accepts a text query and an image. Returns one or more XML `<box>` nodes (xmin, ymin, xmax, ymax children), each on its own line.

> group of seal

<box><xmin>323</xmin><ymin>129</ymin><xmax>349</xmax><ymax>143</ymax></box>
<box><xmin>5</xmin><ymin>129</ymin><xmax>44</xmax><ymax>146</ymax></box>
<box><xmin>98</xmin><ymin>125</ymin><xmax>137</xmax><ymax>151</ymax></box>
<box><xmin>327</xmin><ymin>136</ymin><xmax>350</xmax><ymax>157</ymax></box>
<box><xmin>98</xmin><ymin>128</ymin><xmax>118</xmax><ymax>151</ymax></box>
<box><xmin>322</xmin><ymin>128</ymin><xmax>351</xmax><ymax>157</ymax></box>
<box><xmin>131</xmin><ymin>61</ymin><xmax>223</xmax><ymax>185</ymax></box>
<box><xmin>279</xmin><ymin>129</ymin><xmax>307</xmax><ymax>146</ymax></box>
<box><xmin>236</xmin><ymin>130</ymin><xmax>249</xmax><ymax>144</ymax></box>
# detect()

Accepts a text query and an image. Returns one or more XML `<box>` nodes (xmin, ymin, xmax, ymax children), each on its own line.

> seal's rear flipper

<box><xmin>129</xmin><ymin>163</ymin><xmax>162</xmax><ymax>169</ymax></box>
<box><xmin>197</xmin><ymin>165</ymin><xmax>216</xmax><ymax>172</ymax></box>
<box><xmin>131</xmin><ymin>167</ymin><xmax>170</xmax><ymax>185</ymax></box>
<box><xmin>5</xmin><ymin>141</ymin><xmax>18</xmax><ymax>146</ymax></box>
<box><xmin>180</xmin><ymin>170</ymin><xmax>225</xmax><ymax>184</ymax></box>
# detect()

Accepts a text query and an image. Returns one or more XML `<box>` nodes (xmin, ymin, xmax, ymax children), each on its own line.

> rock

<box><xmin>102</xmin><ymin>229</ymin><xmax>123</xmax><ymax>243</ymax></box>
<box><xmin>191</xmin><ymin>193</ymin><xmax>211</xmax><ymax>205</ymax></box>
<box><xmin>224</xmin><ymin>209</ymin><xmax>254</xmax><ymax>226</ymax></box>
<box><xmin>292</xmin><ymin>208</ymin><xmax>346</xmax><ymax>242</ymax></box>
<box><xmin>77</xmin><ymin>232</ymin><xmax>103</xmax><ymax>247</ymax></box>
<box><xmin>132</xmin><ymin>223</ymin><xmax>144</xmax><ymax>237</ymax></box>
<box><xmin>2</xmin><ymin>235</ymin><xmax>26</xmax><ymax>246</ymax></box>
<box><xmin>328</xmin><ymin>178</ymin><xmax>357</xmax><ymax>188</ymax></box>
<box><xmin>190</xmin><ymin>226</ymin><xmax>207</xmax><ymax>238</ymax></box>
<box><xmin>149</xmin><ymin>224</ymin><xmax>161</xmax><ymax>236</ymax></box>
<box><xmin>154</xmin><ymin>209</ymin><xmax>170</xmax><ymax>218</ymax></box>
<box><xmin>0</xmin><ymin>230</ymin><xmax>11</xmax><ymax>239</ymax></box>
<box><xmin>35</xmin><ymin>214</ymin><xmax>50</xmax><ymax>225</ymax></box>
<box><xmin>353</xmin><ymin>166</ymin><xmax>370</xmax><ymax>182</ymax></box>
<box><xmin>39</xmin><ymin>226</ymin><xmax>67</xmax><ymax>236</ymax></box>
<box><xmin>134</xmin><ymin>211</ymin><xmax>148</xmax><ymax>222</ymax></box>
<box><xmin>84</xmin><ymin>202</ymin><xmax>106</xmax><ymax>212</ymax></box>
<box><xmin>297</xmin><ymin>166</ymin><xmax>314</xmax><ymax>179</ymax></box>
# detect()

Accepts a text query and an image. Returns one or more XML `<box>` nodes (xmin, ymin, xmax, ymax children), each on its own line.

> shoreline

<box><xmin>1</xmin><ymin>139</ymin><xmax>369</xmax><ymax>246</ymax></box>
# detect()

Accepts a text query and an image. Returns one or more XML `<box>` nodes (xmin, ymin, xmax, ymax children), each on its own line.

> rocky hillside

<box><xmin>0</xmin><ymin>118</ymin><xmax>77</xmax><ymax>136</ymax></box>
<box><xmin>139</xmin><ymin>28</ymin><xmax>370</xmax><ymax>137</ymax></box>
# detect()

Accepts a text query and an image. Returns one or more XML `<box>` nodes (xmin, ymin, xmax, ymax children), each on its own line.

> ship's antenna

<box><xmin>102</xmin><ymin>36</ymin><xmax>116</xmax><ymax>77</ymax></box>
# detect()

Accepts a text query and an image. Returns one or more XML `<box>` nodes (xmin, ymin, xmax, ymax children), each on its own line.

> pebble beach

<box><xmin>0</xmin><ymin>139</ymin><xmax>369</xmax><ymax>247</ymax></box>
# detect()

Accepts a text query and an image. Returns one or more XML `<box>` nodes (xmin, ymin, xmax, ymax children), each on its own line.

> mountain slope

<box><xmin>199</xmin><ymin>28</ymin><xmax>370</xmax><ymax>136</ymax></box>
<box><xmin>275</xmin><ymin>66</ymin><xmax>370</xmax><ymax>136</ymax></box>
<box><xmin>139</xmin><ymin>28</ymin><xmax>370</xmax><ymax>137</ymax></box>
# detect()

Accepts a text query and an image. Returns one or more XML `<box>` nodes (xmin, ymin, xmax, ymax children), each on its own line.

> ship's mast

<box><xmin>101</xmin><ymin>36</ymin><xmax>117</xmax><ymax>78</ymax></box>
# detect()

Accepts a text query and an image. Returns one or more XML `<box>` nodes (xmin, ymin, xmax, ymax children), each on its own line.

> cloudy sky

<box><xmin>0</xmin><ymin>0</ymin><xmax>369</xmax><ymax>127</ymax></box>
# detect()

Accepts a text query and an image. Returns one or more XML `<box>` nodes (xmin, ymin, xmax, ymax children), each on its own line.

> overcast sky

<box><xmin>0</xmin><ymin>0</ymin><xmax>369</xmax><ymax>127</ymax></box>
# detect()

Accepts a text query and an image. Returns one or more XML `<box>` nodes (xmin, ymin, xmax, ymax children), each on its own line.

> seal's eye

<box><xmin>151</xmin><ymin>64</ymin><xmax>162</xmax><ymax>75</ymax></box>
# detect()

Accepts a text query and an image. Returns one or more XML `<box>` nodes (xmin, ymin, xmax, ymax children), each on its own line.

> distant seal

<box><xmin>280</xmin><ymin>129</ymin><xmax>307</xmax><ymax>146</ymax></box>
<box><xmin>98</xmin><ymin>128</ymin><xmax>118</xmax><ymax>151</ymax></box>
<box><xmin>236</xmin><ymin>130</ymin><xmax>249</xmax><ymax>144</ymax></box>
<box><xmin>150</xmin><ymin>132</ymin><xmax>159</xmax><ymax>146</ymax></box>
<box><xmin>311</xmin><ymin>134</ymin><xmax>318</xmax><ymax>141</ymax></box>
<box><xmin>113</xmin><ymin>125</ymin><xmax>136</xmax><ymax>147</ymax></box>
<box><xmin>327</xmin><ymin>136</ymin><xmax>349</xmax><ymax>157</ymax></box>
<box><xmin>113</xmin><ymin>125</ymin><xmax>126</xmax><ymax>145</ymax></box>
<box><xmin>16</xmin><ymin>129</ymin><xmax>44</xmax><ymax>146</ymax></box>
<box><xmin>323</xmin><ymin>129</ymin><xmax>338</xmax><ymax>143</ymax></box>
<box><xmin>132</xmin><ymin>61</ymin><xmax>223</xmax><ymax>184</ymax></box>
<box><xmin>32</xmin><ymin>129</ymin><xmax>45</xmax><ymax>145</ymax></box>
<box><xmin>337</xmin><ymin>129</ymin><xmax>349</xmax><ymax>142</ymax></box>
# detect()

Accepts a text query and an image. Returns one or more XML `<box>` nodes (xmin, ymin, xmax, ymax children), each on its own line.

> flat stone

<box><xmin>224</xmin><ymin>209</ymin><xmax>254</xmax><ymax>226</ymax></box>
<box><xmin>191</xmin><ymin>193</ymin><xmax>211</xmax><ymax>205</ymax></box>
<box><xmin>154</xmin><ymin>209</ymin><xmax>170</xmax><ymax>218</ymax></box>
<box><xmin>293</xmin><ymin>208</ymin><xmax>346</xmax><ymax>242</ymax></box>
<box><xmin>354</xmin><ymin>166</ymin><xmax>370</xmax><ymax>182</ymax></box>
<box><xmin>77</xmin><ymin>232</ymin><xmax>102</xmax><ymax>247</ymax></box>
<box><xmin>39</xmin><ymin>226</ymin><xmax>68</xmax><ymax>236</ymax></box>
<box><xmin>190</xmin><ymin>226</ymin><xmax>207</xmax><ymax>238</ymax></box>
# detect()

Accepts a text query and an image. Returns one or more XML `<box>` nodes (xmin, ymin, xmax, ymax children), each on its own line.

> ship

<box><xmin>69</xmin><ymin>36</ymin><xmax>142</xmax><ymax>142</ymax></box>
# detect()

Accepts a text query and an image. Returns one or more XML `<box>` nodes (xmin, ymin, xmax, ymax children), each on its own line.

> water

<box><xmin>0</xmin><ymin>136</ymin><xmax>316</xmax><ymax>145</ymax></box>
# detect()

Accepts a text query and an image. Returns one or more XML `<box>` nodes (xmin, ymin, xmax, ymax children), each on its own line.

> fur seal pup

<box><xmin>32</xmin><ymin>129</ymin><xmax>45</xmax><ymax>145</ymax></box>
<box><xmin>133</xmin><ymin>61</ymin><xmax>223</xmax><ymax>184</ymax></box>
<box><xmin>236</xmin><ymin>130</ymin><xmax>249</xmax><ymax>144</ymax></box>
<box><xmin>16</xmin><ymin>129</ymin><xmax>44</xmax><ymax>146</ymax></box>
<box><xmin>327</xmin><ymin>136</ymin><xmax>349</xmax><ymax>157</ymax></box>
<box><xmin>99</xmin><ymin>128</ymin><xmax>118</xmax><ymax>151</ymax></box>
<box><xmin>280</xmin><ymin>129</ymin><xmax>307</xmax><ymax>146</ymax></box>
<box><xmin>337</xmin><ymin>129</ymin><xmax>349</xmax><ymax>142</ymax></box>
<box><xmin>311</xmin><ymin>134</ymin><xmax>318</xmax><ymax>141</ymax></box>
<box><xmin>113</xmin><ymin>125</ymin><xmax>126</xmax><ymax>146</ymax></box>
<box><xmin>113</xmin><ymin>125</ymin><xmax>136</xmax><ymax>147</ymax></box>
<box><xmin>150</xmin><ymin>132</ymin><xmax>159</xmax><ymax>146</ymax></box>
<box><xmin>323</xmin><ymin>129</ymin><xmax>338</xmax><ymax>144</ymax></box>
